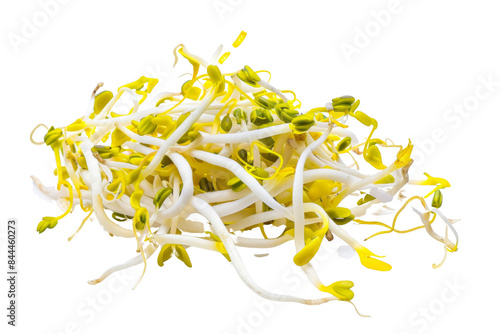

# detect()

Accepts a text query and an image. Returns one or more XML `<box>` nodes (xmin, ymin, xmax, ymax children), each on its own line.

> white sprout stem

<box><xmin>100</xmin><ymin>87</ymin><xmax>139</xmax><ymax>120</ymax></box>
<box><xmin>191</xmin><ymin>197</ymin><xmax>336</xmax><ymax>305</ymax></box>
<box><xmin>294</xmin><ymin>124</ymin><xmax>333</xmax><ymax>250</ymax></box>
<box><xmin>313</xmin><ymin>154</ymin><xmax>367</xmax><ymax>179</ymax></box>
<box><xmin>31</xmin><ymin>175</ymin><xmax>71</xmax><ymax>201</ymax></box>
<box><xmin>350</xmin><ymin>164</ymin><xmax>410</xmax><ymax>217</ymax></box>
<box><xmin>83</xmin><ymin>83</ymin><xmax>100</xmax><ymax>119</ymax></box>
<box><xmin>211</xmin><ymin>44</ymin><xmax>223</xmax><ymax>63</ymax></box>
<box><xmin>142</xmin><ymin>89</ymin><xmax>216</xmax><ymax>179</ymax></box>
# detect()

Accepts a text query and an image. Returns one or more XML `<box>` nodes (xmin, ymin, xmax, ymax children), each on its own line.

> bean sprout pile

<box><xmin>31</xmin><ymin>32</ymin><xmax>459</xmax><ymax>313</ymax></box>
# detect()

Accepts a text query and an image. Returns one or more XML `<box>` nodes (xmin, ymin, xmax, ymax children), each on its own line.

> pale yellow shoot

<box><xmin>67</xmin><ymin>119</ymin><xmax>87</xmax><ymax>132</ymax></box>
<box><xmin>395</xmin><ymin>140</ymin><xmax>414</xmax><ymax>168</ymax></box>
<box><xmin>365</xmin><ymin>145</ymin><xmax>386</xmax><ymax>170</ymax></box>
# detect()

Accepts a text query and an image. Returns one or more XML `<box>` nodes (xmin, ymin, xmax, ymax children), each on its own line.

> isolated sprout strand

<box><xmin>31</xmin><ymin>31</ymin><xmax>459</xmax><ymax>313</ymax></box>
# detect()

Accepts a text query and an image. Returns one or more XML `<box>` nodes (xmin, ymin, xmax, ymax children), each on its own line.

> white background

<box><xmin>1</xmin><ymin>0</ymin><xmax>499</xmax><ymax>333</ymax></box>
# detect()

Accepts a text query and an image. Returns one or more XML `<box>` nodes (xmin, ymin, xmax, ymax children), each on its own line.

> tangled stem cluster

<box><xmin>31</xmin><ymin>32</ymin><xmax>458</xmax><ymax>313</ymax></box>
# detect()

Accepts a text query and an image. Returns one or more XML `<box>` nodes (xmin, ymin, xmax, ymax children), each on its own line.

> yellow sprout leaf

<box><xmin>207</xmin><ymin>65</ymin><xmax>224</xmax><ymax>85</ymax></box>
<box><xmin>232</xmin><ymin>31</ymin><xmax>247</xmax><ymax>48</ymax></box>
<box><xmin>319</xmin><ymin>281</ymin><xmax>355</xmax><ymax>301</ymax></box>
<box><xmin>293</xmin><ymin>237</ymin><xmax>322</xmax><ymax>267</ymax></box>
<box><xmin>326</xmin><ymin>207</ymin><xmax>351</xmax><ymax>219</ymax></box>
<box><xmin>354</xmin><ymin>111</ymin><xmax>373</xmax><ymax>126</ymax></box>
<box><xmin>67</xmin><ymin>119</ymin><xmax>87</xmax><ymax>132</ymax></box>
<box><xmin>151</xmin><ymin>115</ymin><xmax>173</xmax><ymax>127</ymax></box>
<box><xmin>359</xmin><ymin>256</ymin><xmax>392</xmax><ymax>271</ymax></box>
<box><xmin>327</xmin><ymin>134</ymin><xmax>341</xmax><ymax>141</ymax></box>
<box><xmin>53</xmin><ymin>167</ymin><xmax>69</xmax><ymax>180</ymax></box>
<box><xmin>365</xmin><ymin>145</ymin><xmax>386</xmax><ymax>170</ymax></box>
<box><xmin>337</xmin><ymin>137</ymin><xmax>351</xmax><ymax>152</ymax></box>
<box><xmin>355</xmin><ymin>246</ymin><xmax>392</xmax><ymax>271</ymax></box>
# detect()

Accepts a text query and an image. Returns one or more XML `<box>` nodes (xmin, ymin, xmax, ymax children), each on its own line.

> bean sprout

<box><xmin>31</xmin><ymin>31</ymin><xmax>459</xmax><ymax>313</ymax></box>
